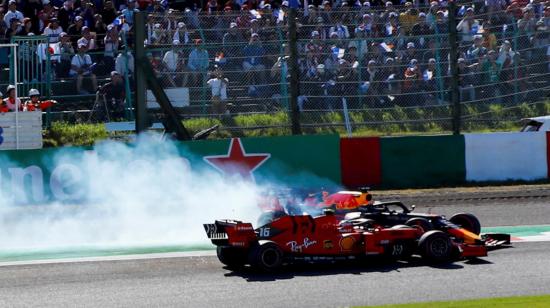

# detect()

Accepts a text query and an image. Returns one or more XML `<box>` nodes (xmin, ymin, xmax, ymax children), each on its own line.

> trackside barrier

<box><xmin>0</xmin><ymin>132</ymin><xmax>549</xmax><ymax>204</ymax></box>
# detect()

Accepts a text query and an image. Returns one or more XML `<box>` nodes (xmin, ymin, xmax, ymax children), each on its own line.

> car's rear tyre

<box><xmin>450</xmin><ymin>213</ymin><xmax>481</xmax><ymax>235</ymax></box>
<box><xmin>405</xmin><ymin>217</ymin><xmax>433</xmax><ymax>233</ymax></box>
<box><xmin>217</xmin><ymin>246</ymin><xmax>246</xmax><ymax>268</ymax></box>
<box><xmin>419</xmin><ymin>230</ymin><xmax>453</xmax><ymax>263</ymax></box>
<box><xmin>248</xmin><ymin>241</ymin><xmax>284</xmax><ymax>272</ymax></box>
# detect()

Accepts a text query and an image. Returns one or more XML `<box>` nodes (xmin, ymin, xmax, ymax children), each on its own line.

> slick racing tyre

<box><xmin>405</xmin><ymin>217</ymin><xmax>433</xmax><ymax>233</ymax></box>
<box><xmin>418</xmin><ymin>230</ymin><xmax>453</xmax><ymax>263</ymax></box>
<box><xmin>248</xmin><ymin>241</ymin><xmax>283</xmax><ymax>272</ymax></box>
<box><xmin>217</xmin><ymin>246</ymin><xmax>247</xmax><ymax>268</ymax></box>
<box><xmin>450</xmin><ymin>213</ymin><xmax>481</xmax><ymax>235</ymax></box>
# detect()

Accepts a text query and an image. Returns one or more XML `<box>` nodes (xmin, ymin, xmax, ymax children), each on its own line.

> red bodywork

<box><xmin>207</xmin><ymin>213</ymin><xmax>488</xmax><ymax>259</ymax></box>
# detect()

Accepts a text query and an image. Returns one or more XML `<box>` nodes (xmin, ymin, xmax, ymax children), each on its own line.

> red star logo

<box><xmin>203</xmin><ymin>138</ymin><xmax>270</xmax><ymax>182</ymax></box>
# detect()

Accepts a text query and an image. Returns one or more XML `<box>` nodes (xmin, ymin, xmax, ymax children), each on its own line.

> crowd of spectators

<box><xmin>0</xmin><ymin>0</ymin><xmax>548</xmax><ymax>112</ymax></box>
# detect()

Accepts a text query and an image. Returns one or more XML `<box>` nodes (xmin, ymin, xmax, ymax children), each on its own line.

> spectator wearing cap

<box><xmin>400</xmin><ymin>42</ymin><xmax>417</xmax><ymax>66</ymax></box>
<box><xmin>329</xmin><ymin>17</ymin><xmax>350</xmax><ymax>39</ymax></box>
<box><xmin>517</xmin><ymin>7</ymin><xmax>537</xmax><ymax>57</ymax></box>
<box><xmin>304</xmin><ymin>4</ymin><xmax>319</xmax><ymax>25</ymax></box>
<box><xmin>162</xmin><ymin>39</ymin><xmax>185</xmax><ymax>87</ymax></box>
<box><xmin>456</xmin><ymin>8</ymin><xmax>480</xmax><ymax>45</ymax></box>
<box><xmin>422</xmin><ymin>58</ymin><xmax>439</xmax><ymax>103</ymax></box>
<box><xmin>242</xmin><ymin>33</ymin><xmax>267</xmax><ymax>85</ymax></box>
<box><xmin>399</xmin><ymin>2</ymin><xmax>418</xmax><ymax>34</ymax></box>
<box><xmin>248</xmin><ymin>18</ymin><xmax>262</xmax><ymax>38</ymax></box>
<box><xmin>93</xmin><ymin>14</ymin><xmax>107</xmax><ymax>35</ymax></box>
<box><xmin>356</xmin><ymin>14</ymin><xmax>373</xmax><ymax>37</ymax></box>
<box><xmin>3</xmin><ymin>0</ymin><xmax>23</xmax><ymax>28</ymax></box>
<box><xmin>54</xmin><ymin>32</ymin><xmax>75</xmax><ymax>77</ymax></box>
<box><xmin>363</xmin><ymin>59</ymin><xmax>383</xmax><ymax>107</ymax></box>
<box><xmin>531</xmin><ymin>20</ymin><xmax>549</xmax><ymax>71</ymax></box>
<box><xmin>433</xmin><ymin>10</ymin><xmax>448</xmax><ymax>36</ymax></box>
<box><xmin>481</xmin><ymin>50</ymin><xmax>503</xmax><ymax>103</ymax></box>
<box><xmin>187</xmin><ymin>39</ymin><xmax>210</xmax><ymax>87</ymax></box>
<box><xmin>300</xmin><ymin>49</ymin><xmax>320</xmax><ymax>81</ymax></box>
<box><xmin>103</xmin><ymin>25</ymin><xmax>119</xmax><ymax>71</ymax></box>
<box><xmin>384</xmin><ymin>12</ymin><xmax>400</xmax><ymax>37</ymax></box>
<box><xmin>122</xmin><ymin>0</ymin><xmax>139</xmax><ymax>26</ymax></box>
<box><xmin>70</xmin><ymin>43</ymin><xmax>98</xmax><ymax>94</ymax></box>
<box><xmin>380</xmin><ymin>1</ymin><xmax>397</xmax><ymax>23</ymax></box>
<box><xmin>207</xmin><ymin>66</ymin><xmax>229</xmax><ymax>115</ymax></box>
<box><xmin>57</xmin><ymin>1</ymin><xmax>75</xmax><ymax>31</ymax></box>
<box><xmin>43</xmin><ymin>17</ymin><xmax>63</xmax><ymax>43</ymax></box>
<box><xmin>498</xmin><ymin>40</ymin><xmax>516</xmax><ymax>66</ymax></box>
<box><xmin>173</xmin><ymin>22</ymin><xmax>191</xmax><ymax>45</ymax></box>
<box><xmin>466</xmin><ymin>35</ymin><xmax>487</xmax><ymax>64</ymax></box>
<box><xmin>101</xmin><ymin>1</ymin><xmax>117</xmax><ymax>25</ymax></box>
<box><xmin>80</xmin><ymin>1</ymin><xmax>96</xmax><ymax>30</ymax></box>
<box><xmin>77</xmin><ymin>26</ymin><xmax>97</xmax><ymax>52</ymax></box>
<box><xmin>67</xmin><ymin>16</ymin><xmax>84</xmax><ymax>46</ymax></box>
<box><xmin>222</xmin><ymin>22</ymin><xmax>244</xmax><ymax>69</ymax></box>
<box><xmin>305</xmin><ymin>30</ymin><xmax>325</xmax><ymax>61</ymax></box>
<box><xmin>312</xmin><ymin>17</ymin><xmax>328</xmax><ymax>41</ymax></box>
<box><xmin>410</xmin><ymin>12</ymin><xmax>433</xmax><ymax>49</ymax></box>
<box><xmin>425</xmin><ymin>1</ymin><xmax>440</xmax><ymax>26</ymax></box>
<box><xmin>457</xmin><ymin>57</ymin><xmax>476</xmax><ymax>102</ymax></box>
<box><xmin>350</xmin><ymin>26</ymin><xmax>370</xmax><ymax>59</ymax></box>
<box><xmin>402</xmin><ymin>59</ymin><xmax>422</xmax><ymax>106</ymax></box>
<box><xmin>149</xmin><ymin>22</ymin><xmax>169</xmax><ymax>45</ymax></box>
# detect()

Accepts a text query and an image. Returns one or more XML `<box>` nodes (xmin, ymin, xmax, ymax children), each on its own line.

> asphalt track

<box><xmin>1</xmin><ymin>197</ymin><xmax>550</xmax><ymax>307</ymax></box>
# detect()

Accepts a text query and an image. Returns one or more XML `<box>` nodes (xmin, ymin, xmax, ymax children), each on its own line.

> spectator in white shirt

<box><xmin>162</xmin><ymin>39</ymin><xmax>185</xmax><ymax>86</ymax></box>
<box><xmin>115</xmin><ymin>51</ymin><xmax>134</xmax><ymax>77</ymax></box>
<box><xmin>77</xmin><ymin>26</ymin><xmax>97</xmax><ymax>51</ymax></box>
<box><xmin>3</xmin><ymin>0</ymin><xmax>23</xmax><ymax>28</ymax></box>
<box><xmin>207</xmin><ymin>66</ymin><xmax>229</xmax><ymax>115</ymax></box>
<box><xmin>43</xmin><ymin>17</ymin><xmax>63</xmax><ymax>43</ymax></box>
<box><xmin>70</xmin><ymin>43</ymin><xmax>98</xmax><ymax>94</ymax></box>
<box><xmin>173</xmin><ymin>22</ymin><xmax>191</xmax><ymax>45</ymax></box>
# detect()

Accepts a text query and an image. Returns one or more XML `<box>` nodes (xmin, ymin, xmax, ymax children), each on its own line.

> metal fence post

<box><xmin>448</xmin><ymin>1</ymin><xmax>461</xmax><ymax>135</ymax></box>
<box><xmin>288</xmin><ymin>8</ymin><xmax>302</xmax><ymax>135</ymax></box>
<box><xmin>134</xmin><ymin>12</ymin><xmax>148</xmax><ymax>133</ymax></box>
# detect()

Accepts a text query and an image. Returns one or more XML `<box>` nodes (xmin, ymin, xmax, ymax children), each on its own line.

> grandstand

<box><xmin>0</xmin><ymin>0</ymin><xmax>548</xmax><ymax>131</ymax></box>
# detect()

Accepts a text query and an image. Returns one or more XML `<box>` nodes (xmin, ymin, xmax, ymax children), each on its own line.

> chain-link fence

<box><xmin>4</xmin><ymin>2</ymin><xmax>548</xmax><ymax>136</ymax></box>
<box><xmin>135</xmin><ymin>3</ymin><xmax>550</xmax><ymax>136</ymax></box>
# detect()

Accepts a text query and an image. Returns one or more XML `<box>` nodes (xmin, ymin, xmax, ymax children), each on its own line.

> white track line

<box><xmin>0</xmin><ymin>250</ymin><xmax>216</xmax><ymax>267</ymax></box>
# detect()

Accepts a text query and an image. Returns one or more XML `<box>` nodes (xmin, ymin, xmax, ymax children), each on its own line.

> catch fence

<box><xmin>2</xmin><ymin>2</ymin><xmax>548</xmax><ymax>135</ymax></box>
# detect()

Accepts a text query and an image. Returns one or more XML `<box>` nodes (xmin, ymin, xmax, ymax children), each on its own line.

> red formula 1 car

<box><xmin>204</xmin><ymin>207</ymin><xmax>510</xmax><ymax>271</ymax></box>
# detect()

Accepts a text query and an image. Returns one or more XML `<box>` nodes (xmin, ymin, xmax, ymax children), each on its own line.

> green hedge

<box><xmin>43</xmin><ymin>100</ymin><xmax>549</xmax><ymax>146</ymax></box>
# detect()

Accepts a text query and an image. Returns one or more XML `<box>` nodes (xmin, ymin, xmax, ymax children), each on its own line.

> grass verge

<box><xmin>361</xmin><ymin>295</ymin><xmax>550</xmax><ymax>308</ymax></box>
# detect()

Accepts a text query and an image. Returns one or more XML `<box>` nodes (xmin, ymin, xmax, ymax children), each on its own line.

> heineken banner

<box><xmin>0</xmin><ymin>135</ymin><xmax>341</xmax><ymax>204</ymax></box>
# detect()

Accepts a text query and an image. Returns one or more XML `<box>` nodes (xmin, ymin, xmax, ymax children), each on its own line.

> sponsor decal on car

<box><xmin>339</xmin><ymin>236</ymin><xmax>356</xmax><ymax>251</ymax></box>
<box><xmin>286</xmin><ymin>238</ymin><xmax>317</xmax><ymax>252</ymax></box>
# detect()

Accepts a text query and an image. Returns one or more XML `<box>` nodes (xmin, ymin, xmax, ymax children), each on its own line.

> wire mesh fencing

<box><xmin>139</xmin><ymin>3</ymin><xmax>549</xmax><ymax>135</ymax></box>
<box><xmin>5</xmin><ymin>1</ymin><xmax>547</xmax><ymax>135</ymax></box>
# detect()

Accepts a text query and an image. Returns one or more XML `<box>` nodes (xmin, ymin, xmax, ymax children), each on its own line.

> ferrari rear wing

<box><xmin>204</xmin><ymin>220</ymin><xmax>257</xmax><ymax>247</ymax></box>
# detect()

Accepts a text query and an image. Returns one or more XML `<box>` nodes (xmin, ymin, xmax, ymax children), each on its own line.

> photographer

<box><xmin>99</xmin><ymin>71</ymin><xmax>126</xmax><ymax>119</ymax></box>
<box><xmin>70</xmin><ymin>43</ymin><xmax>98</xmax><ymax>94</ymax></box>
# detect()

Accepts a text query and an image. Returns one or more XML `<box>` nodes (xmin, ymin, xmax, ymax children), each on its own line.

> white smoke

<box><xmin>0</xmin><ymin>134</ymin><xmax>262</xmax><ymax>251</ymax></box>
